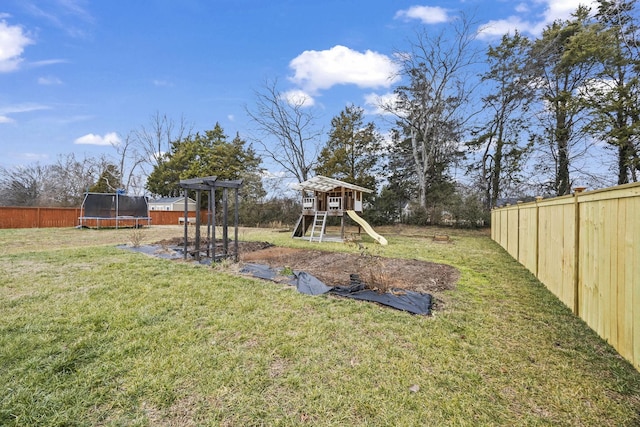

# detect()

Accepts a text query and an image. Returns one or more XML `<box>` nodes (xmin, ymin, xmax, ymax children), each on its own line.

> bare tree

<box><xmin>45</xmin><ymin>153</ymin><xmax>98</xmax><ymax>206</ymax></box>
<box><xmin>246</xmin><ymin>79</ymin><xmax>323</xmax><ymax>183</ymax></box>
<box><xmin>110</xmin><ymin>133</ymin><xmax>147</xmax><ymax>194</ymax></box>
<box><xmin>0</xmin><ymin>163</ymin><xmax>51</xmax><ymax>206</ymax></box>
<box><xmin>384</xmin><ymin>14</ymin><xmax>481</xmax><ymax>210</ymax></box>
<box><xmin>133</xmin><ymin>111</ymin><xmax>193</xmax><ymax>172</ymax></box>
<box><xmin>0</xmin><ymin>146</ymin><xmax>150</xmax><ymax>206</ymax></box>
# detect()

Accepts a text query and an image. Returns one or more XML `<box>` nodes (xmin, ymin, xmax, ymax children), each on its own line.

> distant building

<box><xmin>148</xmin><ymin>196</ymin><xmax>197</xmax><ymax>212</ymax></box>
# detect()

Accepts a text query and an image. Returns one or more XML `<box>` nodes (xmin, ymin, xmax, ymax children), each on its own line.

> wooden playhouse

<box><xmin>291</xmin><ymin>176</ymin><xmax>386</xmax><ymax>244</ymax></box>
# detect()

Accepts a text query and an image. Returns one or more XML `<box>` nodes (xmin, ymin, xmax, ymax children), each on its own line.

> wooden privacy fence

<box><xmin>0</xmin><ymin>207</ymin><xmax>207</xmax><ymax>229</ymax></box>
<box><xmin>0</xmin><ymin>207</ymin><xmax>81</xmax><ymax>229</ymax></box>
<box><xmin>491</xmin><ymin>182</ymin><xmax>640</xmax><ymax>370</ymax></box>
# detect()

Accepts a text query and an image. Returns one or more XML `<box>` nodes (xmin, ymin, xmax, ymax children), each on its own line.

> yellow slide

<box><xmin>346</xmin><ymin>210</ymin><xmax>388</xmax><ymax>246</ymax></box>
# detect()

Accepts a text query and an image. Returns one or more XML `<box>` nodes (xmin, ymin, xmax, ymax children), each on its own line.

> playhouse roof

<box><xmin>293</xmin><ymin>176</ymin><xmax>373</xmax><ymax>194</ymax></box>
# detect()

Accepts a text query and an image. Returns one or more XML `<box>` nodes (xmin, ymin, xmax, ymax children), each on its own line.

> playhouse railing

<box><xmin>328</xmin><ymin>197</ymin><xmax>342</xmax><ymax>210</ymax></box>
<box><xmin>303</xmin><ymin>197</ymin><xmax>316</xmax><ymax>210</ymax></box>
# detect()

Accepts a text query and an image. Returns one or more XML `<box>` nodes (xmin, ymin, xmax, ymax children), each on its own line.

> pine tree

<box><xmin>315</xmin><ymin>105</ymin><xmax>382</xmax><ymax>191</ymax></box>
<box><xmin>145</xmin><ymin>123</ymin><xmax>263</xmax><ymax>200</ymax></box>
<box><xmin>89</xmin><ymin>164</ymin><xmax>121</xmax><ymax>193</ymax></box>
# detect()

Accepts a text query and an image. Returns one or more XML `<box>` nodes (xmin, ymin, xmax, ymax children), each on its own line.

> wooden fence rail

<box><xmin>0</xmin><ymin>207</ymin><xmax>207</xmax><ymax>229</ymax></box>
<box><xmin>491</xmin><ymin>182</ymin><xmax>640</xmax><ymax>370</ymax></box>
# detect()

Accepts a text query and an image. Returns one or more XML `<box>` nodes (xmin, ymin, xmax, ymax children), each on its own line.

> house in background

<box><xmin>148</xmin><ymin>196</ymin><xmax>197</xmax><ymax>211</ymax></box>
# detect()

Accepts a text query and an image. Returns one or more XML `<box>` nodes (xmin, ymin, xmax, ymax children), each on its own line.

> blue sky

<box><xmin>0</xmin><ymin>0</ymin><xmax>595</xmax><ymax>171</ymax></box>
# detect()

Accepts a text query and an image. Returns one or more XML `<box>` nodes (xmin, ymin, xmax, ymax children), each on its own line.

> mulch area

<box><xmin>154</xmin><ymin>238</ymin><xmax>459</xmax><ymax>295</ymax></box>
<box><xmin>239</xmin><ymin>246</ymin><xmax>459</xmax><ymax>294</ymax></box>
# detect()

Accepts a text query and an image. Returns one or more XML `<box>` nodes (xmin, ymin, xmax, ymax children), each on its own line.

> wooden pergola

<box><xmin>179</xmin><ymin>176</ymin><xmax>243</xmax><ymax>262</ymax></box>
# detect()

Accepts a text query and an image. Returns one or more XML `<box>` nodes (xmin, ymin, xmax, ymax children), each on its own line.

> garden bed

<box><xmin>151</xmin><ymin>237</ymin><xmax>459</xmax><ymax>295</ymax></box>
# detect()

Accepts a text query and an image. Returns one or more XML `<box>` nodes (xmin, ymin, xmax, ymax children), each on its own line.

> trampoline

<box><xmin>79</xmin><ymin>192</ymin><xmax>151</xmax><ymax>229</ymax></box>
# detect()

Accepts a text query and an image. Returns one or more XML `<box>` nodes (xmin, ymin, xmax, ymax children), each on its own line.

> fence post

<box><xmin>516</xmin><ymin>201</ymin><xmax>523</xmax><ymax>262</ymax></box>
<box><xmin>505</xmin><ymin>203</ymin><xmax>510</xmax><ymax>252</ymax></box>
<box><xmin>573</xmin><ymin>187</ymin><xmax>587</xmax><ymax>316</ymax></box>
<box><xmin>535</xmin><ymin>196</ymin><xmax>543</xmax><ymax>278</ymax></box>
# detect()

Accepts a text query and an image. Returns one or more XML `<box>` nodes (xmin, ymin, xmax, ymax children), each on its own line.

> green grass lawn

<box><xmin>1</xmin><ymin>225</ymin><xmax>638</xmax><ymax>426</ymax></box>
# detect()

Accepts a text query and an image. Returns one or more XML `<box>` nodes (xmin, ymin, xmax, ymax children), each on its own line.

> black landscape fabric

<box><xmin>294</xmin><ymin>271</ymin><xmax>334</xmax><ymax>295</ymax></box>
<box><xmin>119</xmin><ymin>249</ymin><xmax>433</xmax><ymax>315</ymax></box>
<box><xmin>240</xmin><ymin>263</ymin><xmax>279</xmax><ymax>281</ymax></box>
<box><xmin>240</xmin><ymin>263</ymin><xmax>432</xmax><ymax>315</ymax></box>
<box><xmin>330</xmin><ymin>284</ymin><xmax>432</xmax><ymax>315</ymax></box>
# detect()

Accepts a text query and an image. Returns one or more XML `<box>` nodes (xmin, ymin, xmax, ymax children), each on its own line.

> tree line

<box><xmin>1</xmin><ymin>0</ymin><xmax>638</xmax><ymax>227</ymax></box>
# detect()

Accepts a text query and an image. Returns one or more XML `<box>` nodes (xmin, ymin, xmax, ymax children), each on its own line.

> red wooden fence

<box><xmin>0</xmin><ymin>206</ymin><xmax>207</xmax><ymax>229</ymax></box>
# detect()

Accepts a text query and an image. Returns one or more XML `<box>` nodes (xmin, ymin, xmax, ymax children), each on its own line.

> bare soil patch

<box><xmin>240</xmin><ymin>246</ymin><xmax>459</xmax><ymax>294</ymax></box>
<box><xmin>153</xmin><ymin>238</ymin><xmax>459</xmax><ymax>295</ymax></box>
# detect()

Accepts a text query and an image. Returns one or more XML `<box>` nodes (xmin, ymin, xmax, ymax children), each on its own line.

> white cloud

<box><xmin>74</xmin><ymin>132</ymin><xmax>121</xmax><ymax>146</ymax></box>
<box><xmin>24</xmin><ymin>0</ymin><xmax>94</xmax><ymax>38</ymax></box>
<box><xmin>38</xmin><ymin>76</ymin><xmax>63</xmax><ymax>85</ymax></box>
<box><xmin>478</xmin><ymin>16</ymin><xmax>530</xmax><ymax>39</ymax></box>
<box><xmin>261</xmin><ymin>170</ymin><xmax>287</xmax><ymax>179</ymax></box>
<box><xmin>152</xmin><ymin>79</ymin><xmax>172</xmax><ymax>87</ymax></box>
<box><xmin>378</xmin><ymin>130</ymin><xmax>395</xmax><ymax>150</ymax></box>
<box><xmin>289</xmin><ymin>45</ymin><xmax>400</xmax><ymax>94</ymax></box>
<box><xmin>227</xmin><ymin>114</ymin><xmax>235</xmax><ymax>121</ymax></box>
<box><xmin>0</xmin><ymin>103</ymin><xmax>50</xmax><ymax>115</ymax></box>
<box><xmin>478</xmin><ymin>0</ymin><xmax>599</xmax><ymax>40</ymax></box>
<box><xmin>544</xmin><ymin>0</ymin><xmax>597</xmax><ymax>22</ymax></box>
<box><xmin>45</xmin><ymin>114</ymin><xmax>94</xmax><ymax>125</ymax></box>
<box><xmin>0</xmin><ymin>103</ymin><xmax>50</xmax><ymax>123</ymax></box>
<box><xmin>364</xmin><ymin>92</ymin><xmax>399</xmax><ymax>116</ymax></box>
<box><xmin>58</xmin><ymin>0</ymin><xmax>95</xmax><ymax>23</ymax></box>
<box><xmin>394</xmin><ymin>6</ymin><xmax>450</xmax><ymax>24</ymax></box>
<box><xmin>29</xmin><ymin>59</ymin><xmax>68</xmax><ymax>68</ymax></box>
<box><xmin>0</xmin><ymin>19</ymin><xmax>33</xmax><ymax>72</ymax></box>
<box><xmin>282</xmin><ymin>89</ymin><xmax>315</xmax><ymax>107</ymax></box>
<box><xmin>17</xmin><ymin>152</ymin><xmax>49</xmax><ymax>161</ymax></box>
<box><xmin>577</xmin><ymin>77</ymin><xmax>615</xmax><ymax>99</ymax></box>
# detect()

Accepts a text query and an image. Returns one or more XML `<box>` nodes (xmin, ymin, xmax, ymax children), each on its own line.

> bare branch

<box><xmin>245</xmin><ymin>78</ymin><xmax>323</xmax><ymax>183</ymax></box>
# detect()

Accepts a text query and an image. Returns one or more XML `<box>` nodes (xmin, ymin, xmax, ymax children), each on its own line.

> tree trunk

<box><xmin>618</xmin><ymin>141</ymin><xmax>632</xmax><ymax>185</ymax></box>
<box><xmin>556</xmin><ymin>108</ymin><xmax>571</xmax><ymax>196</ymax></box>
<box><xmin>491</xmin><ymin>121</ymin><xmax>505</xmax><ymax>208</ymax></box>
<box><xmin>410</xmin><ymin>128</ymin><xmax>429</xmax><ymax>209</ymax></box>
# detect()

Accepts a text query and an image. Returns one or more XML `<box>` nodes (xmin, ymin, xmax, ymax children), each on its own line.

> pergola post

<box><xmin>222</xmin><ymin>187</ymin><xmax>229</xmax><ymax>257</ymax></box>
<box><xmin>194</xmin><ymin>189</ymin><xmax>202</xmax><ymax>261</ymax></box>
<box><xmin>212</xmin><ymin>187</ymin><xmax>216</xmax><ymax>261</ymax></box>
<box><xmin>183</xmin><ymin>189</ymin><xmax>189</xmax><ymax>260</ymax></box>
<box><xmin>234</xmin><ymin>187</ymin><xmax>239</xmax><ymax>262</ymax></box>
<box><xmin>207</xmin><ymin>188</ymin><xmax>213</xmax><ymax>259</ymax></box>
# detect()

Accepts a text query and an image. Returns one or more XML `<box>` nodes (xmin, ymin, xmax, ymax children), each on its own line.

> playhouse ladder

<box><xmin>309</xmin><ymin>211</ymin><xmax>327</xmax><ymax>242</ymax></box>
